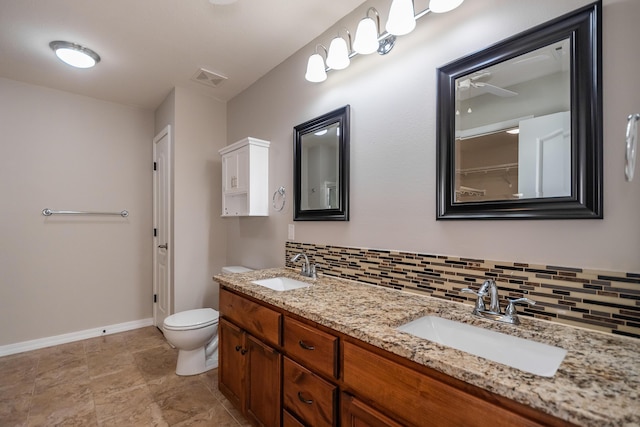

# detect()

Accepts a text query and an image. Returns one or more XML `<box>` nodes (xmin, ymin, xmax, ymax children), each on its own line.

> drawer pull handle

<box><xmin>298</xmin><ymin>340</ymin><xmax>315</xmax><ymax>351</ymax></box>
<box><xmin>297</xmin><ymin>392</ymin><xmax>313</xmax><ymax>405</ymax></box>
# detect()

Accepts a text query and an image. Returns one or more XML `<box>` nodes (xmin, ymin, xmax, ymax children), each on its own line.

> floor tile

<box><xmin>0</xmin><ymin>327</ymin><xmax>249</xmax><ymax>427</ymax></box>
<box><xmin>133</xmin><ymin>343</ymin><xmax>178</xmax><ymax>381</ymax></box>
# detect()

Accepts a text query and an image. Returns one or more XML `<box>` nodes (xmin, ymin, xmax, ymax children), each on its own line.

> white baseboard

<box><xmin>0</xmin><ymin>318</ymin><xmax>155</xmax><ymax>357</ymax></box>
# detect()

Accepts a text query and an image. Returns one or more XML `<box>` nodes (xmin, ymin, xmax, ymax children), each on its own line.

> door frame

<box><xmin>153</xmin><ymin>125</ymin><xmax>172</xmax><ymax>327</ymax></box>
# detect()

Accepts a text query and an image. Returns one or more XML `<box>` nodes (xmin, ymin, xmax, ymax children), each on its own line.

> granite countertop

<box><xmin>215</xmin><ymin>267</ymin><xmax>640</xmax><ymax>427</ymax></box>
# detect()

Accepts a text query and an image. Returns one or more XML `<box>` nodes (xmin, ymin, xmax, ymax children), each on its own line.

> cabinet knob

<box><xmin>235</xmin><ymin>345</ymin><xmax>241</xmax><ymax>352</ymax></box>
<box><xmin>240</xmin><ymin>349</ymin><xmax>248</xmax><ymax>355</ymax></box>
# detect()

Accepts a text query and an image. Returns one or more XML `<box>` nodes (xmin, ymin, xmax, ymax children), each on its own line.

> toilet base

<box><xmin>175</xmin><ymin>347</ymin><xmax>218</xmax><ymax>376</ymax></box>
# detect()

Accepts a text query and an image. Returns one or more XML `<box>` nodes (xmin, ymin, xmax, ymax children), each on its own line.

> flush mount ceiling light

<box><xmin>305</xmin><ymin>0</ymin><xmax>464</xmax><ymax>83</ymax></box>
<box><xmin>49</xmin><ymin>41</ymin><xmax>100</xmax><ymax>69</ymax></box>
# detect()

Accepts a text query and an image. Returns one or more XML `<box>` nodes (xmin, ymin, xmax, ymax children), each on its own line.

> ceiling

<box><xmin>0</xmin><ymin>0</ymin><xmax>367</xmax><ymax>110</ymax></box>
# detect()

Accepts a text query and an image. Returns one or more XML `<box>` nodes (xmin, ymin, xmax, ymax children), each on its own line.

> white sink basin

<box><xmin>397</xmin><ymin>316</ymin><xmax>567</xmax><ymax>377</ymax></box>
<box><xmin>251</xmin><ymin>277</ymin><xmax>312</xmax><ymax>292</ymax></box>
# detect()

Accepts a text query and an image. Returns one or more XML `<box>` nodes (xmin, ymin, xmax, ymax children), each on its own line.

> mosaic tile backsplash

<box><xmin>285</xmin><ymin>242</ymin><xmax>640</xmax><ymax>339</ymax></box>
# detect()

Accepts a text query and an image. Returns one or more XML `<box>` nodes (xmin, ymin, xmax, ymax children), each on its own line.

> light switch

<box><xmin>288</xmin><ymin>224</ymin><xmax>295</xmax><ymax>240</ymax></box>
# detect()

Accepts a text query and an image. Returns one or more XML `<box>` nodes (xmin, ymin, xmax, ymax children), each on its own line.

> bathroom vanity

<box><xmin>215</xmin><ymin>268</ymin><xmax>640</xmax><ymax>427</ymax></box>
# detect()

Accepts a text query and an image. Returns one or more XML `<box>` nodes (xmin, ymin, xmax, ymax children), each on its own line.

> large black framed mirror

<box><xmin>294</xmin><ymin>105</ymin><xmax>350</xmax><ymax>221</ymax></box>
<box><xmin>436</xmin><ymin>2</ymin><xmax>602</xmax><ymax>220</ymax></box>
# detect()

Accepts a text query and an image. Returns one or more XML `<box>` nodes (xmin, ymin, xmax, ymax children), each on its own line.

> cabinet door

<box><xmin>222</xmin><ymin>147</ymin><xmax>248</xmax><ymax>193</ymax></box>
<box><xmin>219</xmin><ymin>318</ymin><xmax>246</xmax><ymax>410</ymax></box>
<box><xmin>246</xmin><ymin>334</ymin><xmax>281</xmax><ymax>427</ymax></box>
<box><xmin>341</xmin><ymin>393</ymin><xmax>403</xmax><ymax>427</ymax></box>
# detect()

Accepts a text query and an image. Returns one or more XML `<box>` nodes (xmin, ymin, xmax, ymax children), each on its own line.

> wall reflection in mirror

<box><xmin>455</xmin><ymin>39</ymin><xmax>571</xmax><ymax>203</ymax></box>
<box><xmin>300</xmin><ymin>122</ymin><xmax>340</xmax><ymax>210</ymax></box>
<box><xmin>437</xmin><ymin>2</ymin><xmax>602</xmax><ymax>219</ymax></box>
<box><xmin>294</xmin><ymin>105</ymin><xmax>350</xmax><ymax>221</ymax></box>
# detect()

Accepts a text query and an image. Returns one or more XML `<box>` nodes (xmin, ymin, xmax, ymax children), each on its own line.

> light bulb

<box><xmin>326</xmin><ymin>37</ymin><xmax>350</xmax><ymax>70</ymax></box>
<box><xmin>429</xmin><ymin>0</ymin><xmax>464</xmax><ymax>13</ymax></box>
<box><xmin>305</xmin><ymin>54</ymin><xmax>327</xmax><ymax>83</ymax></box>
<box><xmin>386</xmin><ymin>0</ymin><xmax>416</xmax><ymax>36</ymax></box>
<box><xmin>353</xmin><ymin>17</ymin><xmax>379</xmax><ymax>55</ymax></box>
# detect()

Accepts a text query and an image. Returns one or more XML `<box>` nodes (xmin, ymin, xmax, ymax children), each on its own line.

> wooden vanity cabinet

<box><xmin>219</xmin><ymin>290</ymin><xmax>282</xmax><ymax>427</ymax></box>
<box><xmin>342</xmin><ymin>341</ymin><xmax>571</xmax><ymax>427</ymax></box>
<box><xmin>219</xmin><ymin>286</ymin><xmax>574</xmax><ymax>427</ymax></box>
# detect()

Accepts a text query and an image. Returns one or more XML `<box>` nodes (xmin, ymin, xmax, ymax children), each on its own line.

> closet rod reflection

<box><xmin>42</xmin><ymin>208</ymin><xmax>129</xmax><ymax>217</ymax></box>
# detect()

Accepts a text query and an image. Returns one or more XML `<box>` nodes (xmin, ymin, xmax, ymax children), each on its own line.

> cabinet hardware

<box><xmin>235</xmin><ymin>345</ymin><xmax>242</xmax><ymax>352</ymax></box>
<box><xmin>240</xmin><ymin>349</ymin><xmax>248</xmax><ymax>355</ymax></box>
<box><xmin>298</xmin><ymin>340</ymin><xmax>315</xmax><ymax>351</ymax></box>
<box><xmin>297</xmin><ymin>392</ymin><xmax>313</xmax><ymax>405</ymax></box>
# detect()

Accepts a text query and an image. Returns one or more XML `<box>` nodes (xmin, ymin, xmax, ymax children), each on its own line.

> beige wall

<box><xmin>227</xmin><ymin>0</ymin><xmax>640</xmax><ymax>273</ymax></box>
<box><xmin>0</xmin><ymin>77</ymin><xmax>154</xmax><ymax>346</ymax></box>
<box><xmin>155</xmin><ymin>86</ymin><xmax>228</xmax><ymax>314</ymax></box>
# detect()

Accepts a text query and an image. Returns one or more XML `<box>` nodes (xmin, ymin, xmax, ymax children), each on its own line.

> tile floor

<box><xmin>0</xmin><ymin>326</ymin><xmax>251</xmax><ymax>426</ymax></box>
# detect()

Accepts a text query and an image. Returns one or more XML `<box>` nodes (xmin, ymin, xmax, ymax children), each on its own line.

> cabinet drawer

<box><xmin>284</xmin><ymin>317</ymin><xmax>338</xmax><ymax>379</ymax></box>
<box><xmin>283</xmin><ymin>410</ymin><xmax>305</xmax><ymax>427</ymax></box>
<box><xmin>342</xmin><ymin>341</ymin><xmax>546</xmax><ymax>427</ymax></box>
<box><xmin>219</xmin><ymin>288</ymin><xmax>281</xmax><ymax>346</ymax></box>
<box><xmin>283</xmin><ymin>357</ymin><xmax>337</xmax><ymax>427</ymax></box>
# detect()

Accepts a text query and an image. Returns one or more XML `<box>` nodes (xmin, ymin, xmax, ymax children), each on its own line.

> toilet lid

<box><xmin>163</xmin><ymin>308</ymin><xmax>219</xmax><ymax>331</ymax></box>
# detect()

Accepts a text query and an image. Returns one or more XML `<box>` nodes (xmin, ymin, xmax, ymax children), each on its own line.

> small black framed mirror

<box><xmin>436</xmin><ymin>2</ymin><xmax>602</xmax><ymax>219</ymax></box>
<box><xmin>294</xmin><ymin>105</ymin><xmax>350</xmax><ymax>221</ymax></box>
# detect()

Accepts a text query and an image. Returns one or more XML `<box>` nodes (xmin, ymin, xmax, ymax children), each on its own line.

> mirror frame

<box><xmin>294</xmin><ymin>105</ymin><xmax>350</xmax><ymax>221</ymax></box>
<box><xmin>436</xmin><ymin>2</ymin><xmax>602</xmax><ymax>220</ymax></box>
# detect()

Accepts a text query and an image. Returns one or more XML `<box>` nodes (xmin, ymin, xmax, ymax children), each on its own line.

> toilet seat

<box><xmin>163</xmin><ymin>308</ymin><xmax>219</xmax><ymax>331</ymax></box>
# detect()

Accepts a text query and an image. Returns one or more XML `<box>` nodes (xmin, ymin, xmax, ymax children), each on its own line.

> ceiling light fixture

<box><xmin>49</xmin><ymin>41</ymin><xmax>100</xmax><ymax>69</ymax></box>
<box><xmin>305</xmin><ymin>0</ymin><xmax>464</xmax><ymax>83</ymax></box>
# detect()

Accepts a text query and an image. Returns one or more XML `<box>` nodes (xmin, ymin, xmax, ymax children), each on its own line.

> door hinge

<box><xmin>153</xmin><ymin>228</ymin><xmax>157</xmax><ymax>237</ymax></box>
<box><xmin>153</xmin><ymin>294</ymin><xmax>157</xmax><ymax>303</ymax></box>
<box><xmin>153</xmin><ymin>161</ymin><xmax>157</xmax><ymax>171</ymax></box>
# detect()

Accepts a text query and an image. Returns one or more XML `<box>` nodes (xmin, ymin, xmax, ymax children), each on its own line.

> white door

<box><xmin>153</xmin><ymin>125</ymin><xmax>172</xmax><ymax>327</ymax></box>
<box><xmin>518</xmin><ymin>112</ymin><xmax>571</xmax><ymax>198</ymax></box>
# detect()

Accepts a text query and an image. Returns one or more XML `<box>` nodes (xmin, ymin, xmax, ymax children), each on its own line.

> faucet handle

<box><xmin>461</xmin><ymin>288</ymin><xmax>486</xmax><ymax>298</ymax></box>
<box><xmin>505</xmin><ymin>297</ymin><xmax>536</xmax><ymax>316</ymax></box>
<box><xmin>462</xmin><ymin>288</ymin><xmax>487</xmax><ymax>312</ymax></box>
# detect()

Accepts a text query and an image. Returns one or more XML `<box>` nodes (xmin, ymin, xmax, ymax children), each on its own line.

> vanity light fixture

<box><xmin>49</xmin><ymin>41</ymin><xmax>100</xmax><ymax>69</ymax></box>
<box><xmin>354</xmin><ymin>8</ymin><xmax>382</xmax><ymax>55</ymax></box>
<box><xmin>305</xmin><ymin>44</ymin><xmax>328</xmax><ymax>83</ymax></box>
<box><xmin>326</xmin><ymin>29</ymin><xmax>352</xmax><ymax>70</ymax></box>
<box><xmin>304</xmin><ymin>0</ymin><xmax>463</xmax><ymax>82</ymax></box>
<box><xmin>429</xmin><ymin>0</ymin><xmax>465</xmax><ymax>13</ymax></box>
<box><xmin>386</xmin><ymin>0</ymin><xmax>416</xmax><ymax>36</ymax></box>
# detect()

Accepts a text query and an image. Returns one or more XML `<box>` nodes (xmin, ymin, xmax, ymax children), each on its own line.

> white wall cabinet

<box><xmin>219</xmin><ymin>137</ymin><xmax>270</xmax><ymax>217</ymax></box>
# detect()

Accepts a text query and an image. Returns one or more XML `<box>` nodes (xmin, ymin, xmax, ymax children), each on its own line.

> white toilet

<box><xmin>162</xmin><ymin>266</ymin><xmax>253</xmax><ymax>376</ymax></box>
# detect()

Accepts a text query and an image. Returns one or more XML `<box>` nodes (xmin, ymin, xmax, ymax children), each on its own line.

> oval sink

<box><xmin>397</xmin><ymin>316</ymin><xmax>567</xmax><ymax>377</ymax></box>
<box><xmin>251</xmin><ymin>277</ymin><xmax>312</xmax><ymax>292</ymax></box>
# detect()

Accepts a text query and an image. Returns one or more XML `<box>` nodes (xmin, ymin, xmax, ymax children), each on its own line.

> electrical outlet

<box><xmin>288</xmin><ymin>224</ymin><xmax>295</xmax><ymax>240</ymax></box>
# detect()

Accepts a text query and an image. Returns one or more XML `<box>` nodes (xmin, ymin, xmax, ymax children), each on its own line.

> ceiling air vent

<box><xmin>191</xmin><ymin>68</ymin><xmax>227</xmax><ymax>88</ymax></box>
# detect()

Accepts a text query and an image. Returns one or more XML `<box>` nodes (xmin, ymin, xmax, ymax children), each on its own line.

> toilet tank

<box><xmin>221</xmin><ymin>266</ymin><xmax>253</xmax><ymax>274</ymax></box>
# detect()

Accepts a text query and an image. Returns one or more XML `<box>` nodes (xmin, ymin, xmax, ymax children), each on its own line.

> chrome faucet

<box><xmin>462</xmin><ymin>280</ymin><xmax>535</xmax><ymax>325</ymax></box>
<box><xmin>290</xmin><ymin>253</ymin><xmax>317</xmax><ymax>279</ymax></box>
